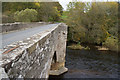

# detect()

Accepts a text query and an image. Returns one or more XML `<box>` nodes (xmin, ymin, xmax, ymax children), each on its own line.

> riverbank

<box><xmin>67</xmin><ymin>42</ymin><xmax>119</xmax><ymax>52</ymax></box>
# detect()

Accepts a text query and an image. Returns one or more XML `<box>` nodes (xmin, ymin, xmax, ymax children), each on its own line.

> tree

<box><xmin>65</xmin><ymin>2</ymin><xmax>118</xmax><ymax>47</ymax></box>
<box><xmin>37</xmin><ymin>2</ymin><xmax>62</xmax><ymax>22</ymax></box>
<box><xmin>14</xmin><ymin>8</ymin><xmax>38</xmax><ymax>22</ymax></box>
<box><xmin>2</xmin><ymin>2</ymin><xmax>63</xmax><ymax>23</ymax></box>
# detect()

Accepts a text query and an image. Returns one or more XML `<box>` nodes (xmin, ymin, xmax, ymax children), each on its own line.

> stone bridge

<box><xmin>0</xmin><ymin>23</ymin><xmax>68</xmax><ymax>79</ymax></box>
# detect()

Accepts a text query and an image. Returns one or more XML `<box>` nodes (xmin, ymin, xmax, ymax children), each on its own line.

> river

<box><xmin>49</xmin><ymin>45</ymin><xmax>119</xmax><ymax>79</ymax></box>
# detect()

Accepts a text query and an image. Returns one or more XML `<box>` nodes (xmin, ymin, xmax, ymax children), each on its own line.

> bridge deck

<box><xmin>2</xmin><ymin>23</ymin><xmax>58</xmax><ymax>48</ymax></box>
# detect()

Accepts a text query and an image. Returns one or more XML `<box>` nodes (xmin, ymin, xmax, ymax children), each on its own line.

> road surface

<box><xmin>2</xmin><ymin>23</ymin><xmax>58</xmax><ymax>48</ymax></box>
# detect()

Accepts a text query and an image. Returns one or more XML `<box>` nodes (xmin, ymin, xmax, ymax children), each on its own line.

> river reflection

<box><xmin>49</xmin><ymin>48</ymin><xmax>119</xmax><ymax>79</ymax></box>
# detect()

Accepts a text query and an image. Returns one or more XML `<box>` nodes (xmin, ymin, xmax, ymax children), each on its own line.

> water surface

<box><xmin>49</xmin><ymin>47</ymin><xmax>119</xmax><ymax>79</ymax></box>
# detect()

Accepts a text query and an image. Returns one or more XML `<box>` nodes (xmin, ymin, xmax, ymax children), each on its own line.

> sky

<box><xmin>58</xmin><ymin>0</ymin><xmax>119</xmax><ymax>10</ymax></box>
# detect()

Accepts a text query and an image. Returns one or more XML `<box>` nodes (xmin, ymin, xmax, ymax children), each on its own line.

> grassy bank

<box><xmin>67</xmin><ymin>43</ymin><xmax>90</xmax><ymax>50</ymax></box>
<box><xmin>67</xmin><ymin>42</ymin><xmax>119</xmax><ymax>52</ymax></box>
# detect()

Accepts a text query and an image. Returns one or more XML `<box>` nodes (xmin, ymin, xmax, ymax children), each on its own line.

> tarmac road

<box><xmin>2</xmin><ymin>23</ymin><xmax>58</xmax><ymax>48</ymax></box>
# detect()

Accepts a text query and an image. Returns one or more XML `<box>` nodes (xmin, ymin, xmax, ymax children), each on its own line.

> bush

<box><xmin>103</xmin><ymin>36</ymin><xmax>119</xmax><ymax>51</ymax></box>
<box><xmin>14</xmin><ymin>8</ymin><xmax>38</xmax><ymax>22</ymax></box>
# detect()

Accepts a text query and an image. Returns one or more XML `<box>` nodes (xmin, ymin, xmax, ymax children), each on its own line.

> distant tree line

<box><xmin>2</xmin><ymin>2</ymin><xmax>63</xmax><ymax>23</ymax></box>
<box><xmin>64</xmin><ymin>2</ymin><xmax>119</xmax><ymax>51</ymax></box>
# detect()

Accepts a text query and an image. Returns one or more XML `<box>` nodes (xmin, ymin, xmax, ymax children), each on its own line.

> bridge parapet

<box><xmin>0</xmin><ymin>22</ymin><xmax>50</xmax><ymax>33</ymax></box>
<box><xmin>0</xmin><ymin>23</ymin><xmax>68</xmax><ymax>79</ymax></box>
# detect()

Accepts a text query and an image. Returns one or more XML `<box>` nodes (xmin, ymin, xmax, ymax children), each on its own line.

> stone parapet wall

<box><xmin>0</xmin><ymin>22</ymin><xmax>52</xmax><ymax>33</ymax></box>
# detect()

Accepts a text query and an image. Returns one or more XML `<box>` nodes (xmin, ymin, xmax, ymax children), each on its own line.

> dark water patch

<box><xmin>49</xmin><ymin>48</ymin><xmax>119</xmax><ymax>79</ymax></box>
<box><xmin>66</xmin><ymin>49</ymin><xmax>118</xmax><ymax>64</ymax></box>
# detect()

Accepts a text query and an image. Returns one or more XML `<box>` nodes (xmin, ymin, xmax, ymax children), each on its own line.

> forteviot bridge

<box><xmin>0</xmin><ymin>22</ymin><xmax>68</xmax><ymax>79</ymax></box>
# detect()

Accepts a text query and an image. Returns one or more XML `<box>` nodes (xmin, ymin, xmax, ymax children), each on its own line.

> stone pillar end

<box><xmin>49</xmin><ymin>67</ymin><xmax>68</xmax><ymax>75</ymax></box>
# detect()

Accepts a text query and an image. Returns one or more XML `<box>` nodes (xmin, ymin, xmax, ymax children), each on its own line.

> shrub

<box><xmin>103</xmin><ymin>36</ymin><xmax>119</xmax><ymax>51</ymax></box>
<box><xmin>14</xmin><ymin>8</ymin><xmax>38</xmax><ymax>22</ymax></box>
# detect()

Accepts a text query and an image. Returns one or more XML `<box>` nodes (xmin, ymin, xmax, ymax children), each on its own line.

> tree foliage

<box><xmin>2</xmin><ymin>2</ymin><xmax>63</xmax><ymax>23</ymax></box>
<box><xmin>65</xmin><ymin>2</ymin><xmax>119</xmax><ymax>51</ymax></box>
<box><xmin>37</xmin><ymin>2</ymin><xmax>62</xmax><ymax>22</ymax></box>
<box><xmin>14</xmin><ymin>8</ymin><xmax>38</xmax><ymax>22</ymax></box>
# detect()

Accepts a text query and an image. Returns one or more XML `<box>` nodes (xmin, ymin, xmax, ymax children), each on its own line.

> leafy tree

<box><xmin>37</xmin><ymin>2</ymin><xmax>62</xmax><ymax>22</ymax></box>
<box><xmin>14</xmin><ymin>8</ymin><xmax>38</xmax><ymax>22</ymax></box>
<box><xmin>2</xmin><ymin>2</ymin><xmax>63</xmax><ymax>23</ymax></box>
<box><xmin>65</xmin><ymin>2</ymin><xmax>119</xmax><ymax>51</ymax></box>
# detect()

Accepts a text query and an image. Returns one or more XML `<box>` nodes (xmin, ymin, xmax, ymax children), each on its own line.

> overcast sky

<box><xmin>58</xmin><ymin>0</ymin><xmax>119</xmax><ymax>10</ymax></box>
